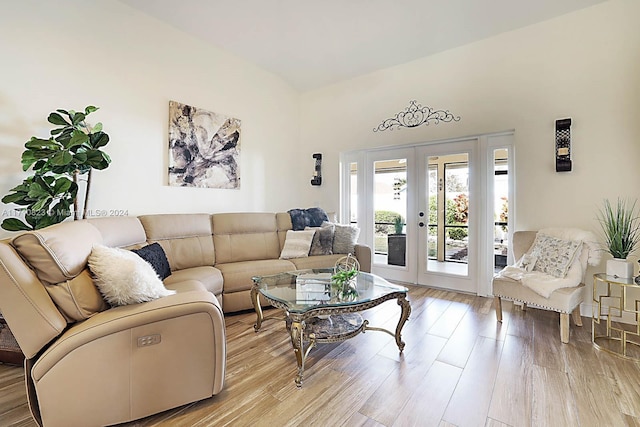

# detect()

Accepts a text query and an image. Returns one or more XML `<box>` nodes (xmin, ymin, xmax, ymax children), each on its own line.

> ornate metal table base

<box><xmin>251</xmin><ymin>286</ymin><xmax>411</xmax><ymax>387</ymax></box>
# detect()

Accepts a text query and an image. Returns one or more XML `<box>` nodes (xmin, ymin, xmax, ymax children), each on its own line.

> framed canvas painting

<box><xmin>168</xmin><ymin>100</ymin><xmax>241</xmax><ymax>189</ymax></box>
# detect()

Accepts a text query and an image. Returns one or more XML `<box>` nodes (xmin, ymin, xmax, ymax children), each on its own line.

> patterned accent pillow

<box><xmin>279</xmin><ymin>230</ymin><xmax>316</xmax><ymax>259</ymax></box>
<box><xmin>529</xmin><ymin>234</ymin><xmax>582</xmax><ymax>278</ymax></box>
<box><xmin>306</xmin><ymin>223</ymin><xmax>334</xmax><ymax>256</ymax></box>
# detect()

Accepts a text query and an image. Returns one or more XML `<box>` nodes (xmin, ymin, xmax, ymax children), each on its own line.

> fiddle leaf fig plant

<box><xmin>1</xmin><ymin>106</ymin><xmax>111</xmax><ymax>231</ymax></box>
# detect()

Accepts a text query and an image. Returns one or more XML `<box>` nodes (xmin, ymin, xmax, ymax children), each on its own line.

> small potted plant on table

<box><xmin>597</xmin><ymin>198</ymin><xmax>640</xmax><ymax>278</ymax></box>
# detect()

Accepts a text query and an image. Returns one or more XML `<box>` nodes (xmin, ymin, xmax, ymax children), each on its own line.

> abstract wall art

<box><xmin>168</xmin><ymin>100</ymin><xmax>241</xmax><ymax>189</ymax></box>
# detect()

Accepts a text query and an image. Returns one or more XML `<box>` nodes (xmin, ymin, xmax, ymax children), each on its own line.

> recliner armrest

<box><xmin>30</xmin><ymin>290</ymin><xmax>226</xmax><ymax>426</ymax></box>
<box><xmin>32</xmin><ymin>290</ymin><xmax>224</xmax><ymax>380</ymax></box>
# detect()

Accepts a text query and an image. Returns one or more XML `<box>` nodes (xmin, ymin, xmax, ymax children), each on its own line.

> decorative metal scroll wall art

<box><xmin>373</xmin><ymin>100</ymin><xmax>460</xmax><ymax>132</ymax></box>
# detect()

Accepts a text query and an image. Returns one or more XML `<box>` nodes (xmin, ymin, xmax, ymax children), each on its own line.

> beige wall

<box><xmin>0</xmin><ymin>0</ymin><xmax>302</xmax><ymax>239</ymax></box>
<box><xmin>2</xmin><ymin>0</ymin><xmax>639</xmax><ymax>284</ymax></box>
<box><xmin>300</xmin><ymin>0</ymin><xmax>640</xmax><ymax>274</ymax></box>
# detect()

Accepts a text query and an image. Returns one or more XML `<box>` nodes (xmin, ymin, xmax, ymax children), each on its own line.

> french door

<box><xmin>416</xmin><ymin>140</ymin><xmax>478</xmax><ymax>293</ymax></box>
<box><xmin>341</xmin><ymin>132</ymin><xmax>514</xmax><ymax>296</ymax></box>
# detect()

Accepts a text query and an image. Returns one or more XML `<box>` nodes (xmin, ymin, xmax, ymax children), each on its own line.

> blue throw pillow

<box><xmin>131</xmin><ymin>243</ymin><xmax>171</xmax><ymax>280</ymax></box>
<box><xmin>288</xmin><ymin>207</ymin><xmax>329</xmax><ymax>230</ymax></box>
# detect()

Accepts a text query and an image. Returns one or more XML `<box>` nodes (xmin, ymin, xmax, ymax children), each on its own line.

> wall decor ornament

<box><xmin>168</xmin><ymin>100</ymin><xmax>241</xmax><ymax>189</ymax></box>
<box><xmin>373</xmin><ymin>100</ymin><xmax>460</xmax><ymax>132</ymax></box>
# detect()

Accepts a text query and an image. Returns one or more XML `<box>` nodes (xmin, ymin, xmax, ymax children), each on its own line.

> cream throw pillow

<box><xmin>280</xmin><ymin>230</ymin><xmax>316</xmax><ymax>259</ymax></box>
<box><xmin>88</xmin><ymin>245</ymin><xmax>176</xmax><ymax>306</ymax></box>
<box><xmin>529</xmin><ymin>234</ymin><xmax>582</xmax><ymax>278</ymax></box>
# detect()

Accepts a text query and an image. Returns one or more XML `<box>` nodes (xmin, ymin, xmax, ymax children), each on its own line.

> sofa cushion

<box><xmin>139</xmin><ymin>214</ymin><xmax>215</xmax><ymax>270</ymax></box>
<box><xmin>212</xmin><ymin>213</ymin><xmax>280</xmax><ymax>263</ymax></box>
<box><xmin>44</xmin><ymin>269</ymin><xmax>108</xmax><ymax>322</ymax></box>
<box><xmin>88</xmin><ymin>245</ymin><xmax>176</xmax><ymax>306</ymax></box>
<box><xmin>279</xmin><ymin>230</ymin><xmax>315</xmax><ymax>259</ymax></box>
<box><xmin>289</xmin><ymin>254</ymin><xmax>345</xmax><ymax>271</ymax></box>
<box><xmin>86</xmin><ymin>217</ymin><xmax>147</xmax><ymax>248</ymax></box>
<box><xmin>164</xmin><ymin>266</ymin><xmax>224</xmax><ymax>296</ymax></box>
<box><xmin>12</xmin><ymin>221</ymin><xmax>103</xmax><ymax>284</ymax></box>
<box><xmin>216</xmin><ymin>259</ymin><xmax>296</xmax><ymax>293</ymax></box>
<box><xmin>131</xmin><ymin>243</ymin><xmax>172</xmax><ymax>280</ymax></box>
<box><xmin>163</xmin><ymin>279</ymin><xmax>207</xmax><ymax>293</ymax></box>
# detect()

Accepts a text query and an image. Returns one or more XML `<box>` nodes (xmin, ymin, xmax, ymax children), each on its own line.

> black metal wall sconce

<box><xmin>311</xmin><ymin>153</ymin><xmax>322</xmax><ymax>186</ymax></box>
<box><xmin>555</xmin><ymin>118</ymin><xmax>572</xmax><ymax>172</ymax></box>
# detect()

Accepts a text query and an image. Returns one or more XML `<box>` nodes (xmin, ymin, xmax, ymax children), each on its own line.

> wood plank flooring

<box><xmin>2</xmin><ymin>285</ymin><xmax>640</xmax><ymax>427</ymax></box>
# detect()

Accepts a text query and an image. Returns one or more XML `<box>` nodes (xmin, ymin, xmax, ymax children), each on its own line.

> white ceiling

<box><xmin>121</xmin><ymin>0</ymin><xmax>606</xmax><ymax>91</ymax></box>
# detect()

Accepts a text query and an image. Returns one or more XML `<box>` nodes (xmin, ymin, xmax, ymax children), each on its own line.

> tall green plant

<box><xmin>597</xmin><ymin>198</ymin><xmax>640</xmax><ymax>259</ymax></box>
<box><xmin>1</xmin><ymin>106</ymin><xmax>111</xmax><ymax>231</ymax></box>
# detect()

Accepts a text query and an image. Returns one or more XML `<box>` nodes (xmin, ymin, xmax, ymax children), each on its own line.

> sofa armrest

<box><xmin>32</xmin><ymin>290</ymin><xmax>224</xmax><ymax>381</ymax></box>
<box><xmin>355</xmin><ymin>244</ymin><xmax>372</xmax><ymax>273</ymax></box>
<box><xmin>30</xmin><ymin>290</ymin><xmax>226</xmax><ymax>426</ymax></box>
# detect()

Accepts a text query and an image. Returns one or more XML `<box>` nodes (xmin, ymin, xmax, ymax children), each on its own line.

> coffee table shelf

<box><xmin>251</xmin><ymin>269</ymin><xmax>411</xmax><ymax>387</ymax></box>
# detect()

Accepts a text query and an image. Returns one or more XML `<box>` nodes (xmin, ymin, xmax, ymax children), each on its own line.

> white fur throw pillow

<box><xmin>88</xmin><ymin>245</ymin><xmax>176</xmax><ymax>306</ymax></box>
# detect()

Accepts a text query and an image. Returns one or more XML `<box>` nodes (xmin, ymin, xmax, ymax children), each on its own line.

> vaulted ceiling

<box><xmin>121</xmin><ymin>0</ymin><xmax>607</xmax><ymax>91</ymax></box>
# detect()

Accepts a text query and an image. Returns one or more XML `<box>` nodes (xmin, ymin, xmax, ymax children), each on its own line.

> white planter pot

<box><xmin>606</xmin><ymin>258</ymin><xmax>634</xmax><ymax>279</ymax></box>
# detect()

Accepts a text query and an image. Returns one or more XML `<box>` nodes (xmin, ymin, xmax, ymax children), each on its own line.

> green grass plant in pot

<box><xmin>1</xmin><ymin>106</ymin><xmax>111</xmax><ymax>231</ymax></box>
<box><xmin>596</xmin><ymin>198</ymin><xmax>640</xmax><ymax>278</ymax></box>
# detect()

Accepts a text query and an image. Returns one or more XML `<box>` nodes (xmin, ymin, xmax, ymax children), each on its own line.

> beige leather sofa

<box><xmin>0</xmin><ymin>211</ymin><xmax>370</xmax><ymax>427</ymax></box>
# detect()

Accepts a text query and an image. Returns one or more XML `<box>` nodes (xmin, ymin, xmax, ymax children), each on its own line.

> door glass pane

<box><xmin>426</xmin><ymin>154</ymin><xmax>468</xmax><ymax>276</ymax></box>
<box><xmin>427</xmin><ymin>164</ymin><xmax>438</xmax><ymax>263</ymax></box>
<box><xmin>349</xmin><ymin>162</ymin><xmax>358</xmax><ymax>226</ymax></box>
<box><xmin>494</xmin><ymin>149</ymin><xmax>509</xmax><ymax>272</ymax></box>
<box><xmin>373</xmin><ymin>159</ymin><xmax>407</xmax><ymax>267</ymax></box>
<box><xmin>444</xmin><ymin>161</ymin><xmax>469</xmax><ymax>264</ymax></box>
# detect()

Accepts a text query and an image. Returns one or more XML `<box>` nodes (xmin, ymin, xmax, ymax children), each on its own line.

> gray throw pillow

<box><xmin>324</xmin><ymin>222</ymin><xmax>360</xmax><ymax>254</ymax></box>
<box><xmin>306</xmin><ymin>224</ymin><xmax>335</xmax><ymax>255</ymax></box>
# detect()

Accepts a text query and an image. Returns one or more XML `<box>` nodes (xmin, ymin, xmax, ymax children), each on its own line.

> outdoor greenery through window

<box><xmin>428</xmin><ymin>155</ymin><xmax>470</xmax><ymax>264</ymax></box>
<box><xmin>373</xmin><ymin>159</ymin><xmax>406</xmax><ymax>263</ymax></box>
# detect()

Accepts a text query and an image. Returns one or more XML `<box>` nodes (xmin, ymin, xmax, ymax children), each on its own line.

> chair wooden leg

<box><xmin>571</xmin><ymin>307</ymin><xmax>583</xmax><ymax>327</ymax></box>
<box><xmin>560</xmin><ymin>313</ymin><xmax>570</xmax><ymax>344</ymax></box>
<box><xmin>494</xmin><ymin>297</ymin><xmax>503</xmax><ymax>322</ymax></box>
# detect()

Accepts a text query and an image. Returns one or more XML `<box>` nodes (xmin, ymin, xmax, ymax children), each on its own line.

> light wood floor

<box><xmin>2</xmin><ymin>285</ymin><xmax>640</xmax><ymax>427</ymax></box>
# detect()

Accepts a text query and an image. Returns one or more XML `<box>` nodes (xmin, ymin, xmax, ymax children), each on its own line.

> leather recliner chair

<box><xmin>0</xmin><ymin>219</ymin><xmax>226</xmax><ymax>427</ymax></box>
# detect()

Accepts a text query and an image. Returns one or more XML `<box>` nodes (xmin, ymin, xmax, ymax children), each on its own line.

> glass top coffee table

<box><xmin>251</xmin><ymin>269</ymin><xmax>411</xmax><ymax>387</ymax></box>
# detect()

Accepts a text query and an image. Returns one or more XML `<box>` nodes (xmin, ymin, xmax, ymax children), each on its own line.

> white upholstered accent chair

<box><xmin>492</xmin><ymin>229</ymin><xmax>600</xmax><ymax>344</ymax></box>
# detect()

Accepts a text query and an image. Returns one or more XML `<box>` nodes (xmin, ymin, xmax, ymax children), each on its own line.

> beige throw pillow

<box><xmin>280</xmin><ymin>230</ymin><xmax>316</xmax><ymax>259</ymax></box>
